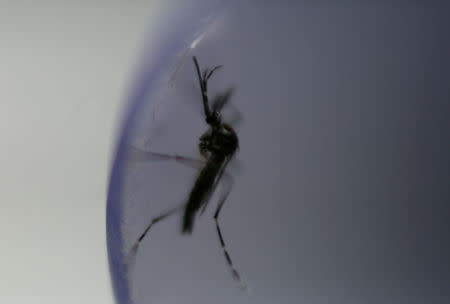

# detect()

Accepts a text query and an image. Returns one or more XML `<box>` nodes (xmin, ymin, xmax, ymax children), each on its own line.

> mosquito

<box><xmin>127</xmin><ymin>56</ymin><xmax>248</xmax><ymax>290</ymax></box>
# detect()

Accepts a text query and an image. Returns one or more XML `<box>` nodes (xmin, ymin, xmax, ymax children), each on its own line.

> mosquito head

<box><xmin>206</xmin><ymin>110</ymin><xmax>222</xmax><ymax>126</ymax></box>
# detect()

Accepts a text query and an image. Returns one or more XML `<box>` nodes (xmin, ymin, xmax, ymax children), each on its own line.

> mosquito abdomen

<box><xmin>182</xmin><ymin>155</ymin><xmax>225</xmax><ymax>233</ymax></box>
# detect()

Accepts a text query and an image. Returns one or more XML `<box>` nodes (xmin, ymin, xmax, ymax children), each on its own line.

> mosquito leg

<box><xmin>213</xmin><ymin>174</ymin><xmax>249</xmax><ymax>291</ymax></box>
<box><xmin>125</xmin><ymin>147</ymin><xmax>204</xmax><ymax>276</ymax></box>
<box><xmin>125</xmin><ymin>146</ymin><xmax>205</xmax><ymax>263</ymax></box>
<box><xmin>126</xmin><ymin>204</ymin><xmax>185</xmax><ymax>271</ymax></box>
<box><xmin>134</xmin><ymin>205</ymin><xmax>183</xmax><ymax>252</ymax></box>
<box><xmin>126</xmin><ymin>145</ymin><xmax>205</xmax><ymax>169</ymax></box>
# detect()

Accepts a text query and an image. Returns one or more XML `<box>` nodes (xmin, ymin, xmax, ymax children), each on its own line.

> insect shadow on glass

<box><xmin>127</xmin><ymin>56</ymin><xmax>248</xmax><ymax>291</ymax></box>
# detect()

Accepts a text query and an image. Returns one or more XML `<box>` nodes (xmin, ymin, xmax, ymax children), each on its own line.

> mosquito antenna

<box><xmin>206</xmin><ymin>65</ymin><xmax>223</xmax><ymax>81</ymax></box>
<box><xmin>202</xmin><ymin>69</ymin><xmax>209</xmax><ymax>88</ymax></box>
<box><xmin>193</xmin><ymin>56</ymin><xmax>211</xmax><ymax>119</ymax></box>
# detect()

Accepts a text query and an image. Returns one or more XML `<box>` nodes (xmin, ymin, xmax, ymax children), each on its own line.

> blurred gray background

<box><xmin>2</xmin><ymin>1</ymin><xmax>450</xmax><ymax>304</ymax></box>
<box><xmin>124</xmin><ymin>2</ymin><xmax>450</xmax><ymax>304</ymax></box>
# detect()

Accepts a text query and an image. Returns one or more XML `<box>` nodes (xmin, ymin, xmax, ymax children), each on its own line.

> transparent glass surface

<box><xmin>108</xmin><ymin>1</ymin><xmax>450</xmax><ymax>304</ymax></box>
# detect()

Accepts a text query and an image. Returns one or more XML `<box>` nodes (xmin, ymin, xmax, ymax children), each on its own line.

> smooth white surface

<box><xmin>0</xmin><ymin>2</ymin><xmax>165</xmax><ymax>303</ymax></box>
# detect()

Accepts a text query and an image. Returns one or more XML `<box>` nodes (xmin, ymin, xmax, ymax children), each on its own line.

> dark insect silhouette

<box><xmin>127</xmin><ymin>56</ymin><xmax>248</xmax><ymax>290</ymax></box>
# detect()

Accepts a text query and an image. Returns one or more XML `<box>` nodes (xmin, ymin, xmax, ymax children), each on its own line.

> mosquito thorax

<box><xmin>217</xmin><ymin>124</ymin><xmax>239</xmax><ymax>155</ymax></box>
<box><xmin>206</xmin><ymin>111</ymin><xmax>221</xmax><ymax>126</ymax></box>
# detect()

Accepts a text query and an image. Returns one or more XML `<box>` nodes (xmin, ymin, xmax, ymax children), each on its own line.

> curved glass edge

<box><xmin>106</xmin><ymin>1</ymin><xmax>227</xmax><ymax>304</ymax></box>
